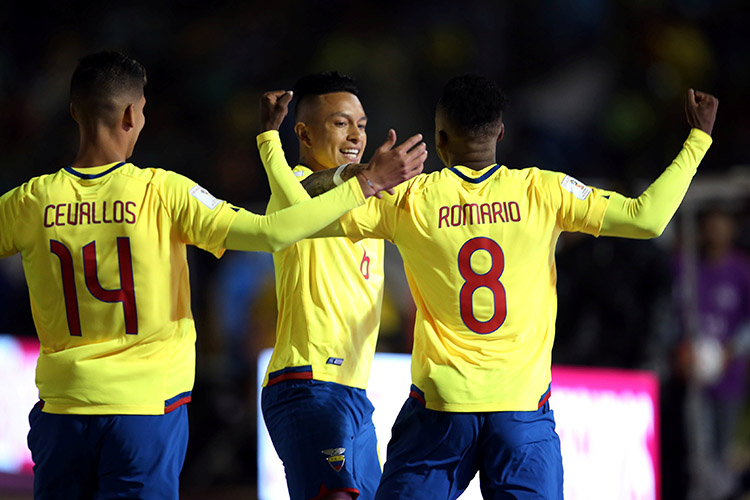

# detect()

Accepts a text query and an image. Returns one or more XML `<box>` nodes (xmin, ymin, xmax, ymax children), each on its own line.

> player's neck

<box><xmin>71</xmin><ymin>130</ymin><xmax>128</xmax><ymax>168</ymax></box>
<box><xmin>438</xmin><ymin>138</ymin><xmax>497</xmax><ymax>170</ymax></box>
<box><xmin>445</xmin><ymin>146</ymin><xmax>497</xmax><ymax>171</ymax></box>
<box><xmin>297</xmin><ymin>154</ymin><xmax>330</xmax><ymax>172</ymax></box>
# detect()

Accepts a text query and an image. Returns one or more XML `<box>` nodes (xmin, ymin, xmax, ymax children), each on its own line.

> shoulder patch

<box><xmin>293</xmin><ymin>170</ymin><xmax>305</xmax><ymax>177</ymax></box>
<box><xmin>561</xmin><ymin>175</ymin><xmax>592</xmax><ymax>201</ymax></box>
<box><xmin>189</xmin><ymin>185</ymin><xmax>221</xmax><ymax>209</ymax></box>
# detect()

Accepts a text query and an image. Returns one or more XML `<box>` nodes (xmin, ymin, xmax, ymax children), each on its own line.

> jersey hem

<box><xmin>40</xmin><ymin>403</ymin><xmax>168</xmax><ymax>415</ymax></box>
<box><xmin>424</xmin><ymin>402</ymin><xmax>548</xmax><ymax>412</ymax></box>
<box><xmin>262</xmin><ymin>372</ymin><xmax>368</xmax><ymax>390</ymax></box>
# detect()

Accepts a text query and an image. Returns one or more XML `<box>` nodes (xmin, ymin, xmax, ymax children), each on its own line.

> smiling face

<box><xmin>295</xmin><ymin>92</ymin><xmax>367</xmax><ymax>171</ymax></box>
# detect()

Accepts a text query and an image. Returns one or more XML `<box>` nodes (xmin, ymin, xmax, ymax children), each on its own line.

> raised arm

<box><xmin>599</xmin><ymin>89</ymin><xmax>718</xmax><ymax>238</ymax></box>
<box><xmin>258</xmin><ymin>90</ymin><xmax>427</xmax><ymax>207</ymax></box>
<box><xmin>258</xmin><ymin>90</ymin><xmax>311</xmax><ymax>207</ymax></box>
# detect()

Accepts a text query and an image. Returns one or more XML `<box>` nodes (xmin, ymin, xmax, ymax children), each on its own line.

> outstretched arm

<box><xmin>599</xmin><ymin>89</ymin><xmax>718</xmax><ymax>238</ymax></box>
<box><xmin>223</xmin><ymin>176</ymin><xmax>365</xmax><ymax>253</ymax></box>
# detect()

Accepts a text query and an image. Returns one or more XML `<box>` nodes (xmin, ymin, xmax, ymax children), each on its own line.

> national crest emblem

<box><xmin>321</xmin><ymin>447</ymin><xmax>346</xmax><ymax>472</ymax></box>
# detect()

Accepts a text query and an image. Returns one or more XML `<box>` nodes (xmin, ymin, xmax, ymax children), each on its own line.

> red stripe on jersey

<box><xmin>267</xmin><ymin>371</ymin><xmax>314</xmax><ymax>386</ymax></box>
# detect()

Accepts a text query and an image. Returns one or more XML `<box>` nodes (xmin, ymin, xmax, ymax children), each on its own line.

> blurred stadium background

<box><xmin>1</xmin><ymin>0</ymin><xmax>749</xmax><ymax>498</ymax></box>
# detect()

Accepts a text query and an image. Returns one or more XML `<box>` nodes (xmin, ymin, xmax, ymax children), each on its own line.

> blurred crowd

<box><xmin>1</xmin><ymin>0</ymin><xmax>749</xmax><ymax>498</ymax></box>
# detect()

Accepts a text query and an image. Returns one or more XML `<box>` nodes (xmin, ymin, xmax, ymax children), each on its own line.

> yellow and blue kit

<box><xmin>257</xmin><ymin>130</ymin><xmax>385</xmax><ymax>500</ymax></box>
<box><xmin>0</xmin><ymin>161</ymin><xmax>366</xmax><ymax>416</ymax></box>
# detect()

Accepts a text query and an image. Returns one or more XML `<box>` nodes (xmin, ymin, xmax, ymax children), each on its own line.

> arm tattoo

<box><xmin>301</xmin><ymin>163</ymin><xmax>366</xmax><ymax>197</ymax></box>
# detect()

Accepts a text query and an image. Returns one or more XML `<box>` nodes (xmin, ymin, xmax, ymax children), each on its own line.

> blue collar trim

<box><xmin>65</xmin><ymin>162</ymin><xmax>125</xmax><ymax>179</ymax></box>
<box><xmin>448</xmin><ymin>164</ymin><xmax>501</xmax><ymax>184</ymax></box>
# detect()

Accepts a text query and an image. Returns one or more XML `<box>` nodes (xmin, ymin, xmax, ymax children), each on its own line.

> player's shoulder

<box><xmin>124</xmin><ymin>163</ymin><xmax>200</xmax><ymax>190</ymax></box>
<box><xmin>291</xmin><ymin>164</ymin><xmax>313</xmax><ymax>180</ymax></box>
<box><xmin>402</xmin><ymin>169</ymin><xmax>452</xmax><ymax>193</ymax></box>
<box><xmin>120</xmin><ymin>163</ymin><xmax>171</xmax><ymax>181</ymax></box>
<box><xmin>292</xmin><ymin>164</ymin><xmax>312</xmax><ymax>174</ymax></box>
<box><xmin>498</xmin><ymin>166</ymin><xmax>570</xmax><ymax>192</ymax></box>
<box><xmin>0</xmin><ymin>169</ymin><xmax>67</xmax><ymax>204</ymax></box>
<box><xmin>498</xmin><ymin>165</ymin><xmax>556</xmax><ymax>182</ymax></box>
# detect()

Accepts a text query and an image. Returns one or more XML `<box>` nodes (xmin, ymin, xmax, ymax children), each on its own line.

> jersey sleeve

<box><xmin>599</xmin><ymin>128</ymin><xmax>713</xmax><ymax>238</ymax></box>
<box><xmin>0</xmin><ymin>186</ymin><xmax>21</xmax><ymax>258</ymax></box>
<box><xmin>267</xmin><ymin>166</ymin><xmax>313</xmax><ymax>214</ymax></box>
<box><xmin>338</xmin><ymin>180</ymin><xmax>410</xmax><ymax>242</ymax></box>
<box><xmin>157</xmin><ymin>171</ymin><xmax>240</xmax><ymax>258</ymax></box>
<box><xmin>257</xmin><ymin>130</ymin><xmax>311</xmax><ymax>213</ymax></box>
<box><xmin>225</xmin><ymin>176</ymin><xmax>366</xmax><ymax>252</ymax></box>
<box><xmin>538</xmin><ymin>170</ymin><xmax>611</xmax><ymax>236</ymax></box>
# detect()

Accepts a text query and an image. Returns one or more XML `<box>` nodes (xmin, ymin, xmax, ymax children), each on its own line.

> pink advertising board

<box><xmin>258</xmin><ymin>352</ymin><xmax>661</xmax><ymax>500</ymax></box>
<box><xmin>552</xmin><ymin>365</ymin><xmax>660</xmax><ymax>500</ymax></box>
<box><xmin>0</xmin><ymin>334</ymin><xmax>39</xmax><ymax>478</ymax></box>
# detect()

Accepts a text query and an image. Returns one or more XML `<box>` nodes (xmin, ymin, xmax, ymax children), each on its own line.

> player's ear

<box><xmin>122</xmin><ymin>104</ymin><xmax>136</xmax><ymax>131</ymax></box>
<box><xmin>295</xmin><ymin>121</ymin><xmax>312</xmax><ymax>148</ymax></box>
<box><xmin>437</xmin><ymin>129</ymin><xmax>449</xmax><ymax>148</ymax></box>
<box><xmin>497</xmin><ymin>123</ymin><xmax>505</xmax><ymax>143</ymax></box>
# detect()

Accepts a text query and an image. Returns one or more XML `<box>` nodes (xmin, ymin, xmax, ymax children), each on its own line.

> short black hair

<box><xmin>437</xmin><ymin>74</ymin><xmax>508</xmax><ymax>136</ymax></box>
<box><xmin>293</xmin><ymin>71</ymin><xmax>360</xmax><ymax>117</ymax></box>
<box><xmin>70</xmin><ymin>50</ymin><xmax>147</xmax><ymax>120</ymax></box>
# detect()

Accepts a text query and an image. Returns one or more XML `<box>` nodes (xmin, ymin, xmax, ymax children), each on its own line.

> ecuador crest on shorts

<box><xmin>321</xmin><ymin>448</ymin><xmax>346</xmax><ymax>472</ymax></box>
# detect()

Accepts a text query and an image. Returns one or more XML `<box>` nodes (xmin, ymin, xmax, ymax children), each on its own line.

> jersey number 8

<box><xmin>457</xmin><ymin>236</ymin><xmax>507</xmax><ymax>334</ymax></box>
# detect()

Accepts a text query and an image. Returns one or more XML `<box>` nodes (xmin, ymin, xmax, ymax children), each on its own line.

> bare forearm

<box><xmin>301</xmin><ymin>163</ymin><xmax>368</xmax><ymax>197</ymax></box>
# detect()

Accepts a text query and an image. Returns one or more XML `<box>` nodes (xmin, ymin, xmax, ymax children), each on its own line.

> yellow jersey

<box><xmin>340</xmin><ymin>128</ymin><xmax>713</xmax><ymax>412</ymax></box>
<box><xmin>340</xmin><ymin>164</ymin><xmax>611</xmax><ymax>411</ymax></box>
<box><xmin>258</xmin><ymin>132</ymin><xmax>385</xmax><ymax>390</ymax></box>
<box><xmin>0</xmin><ymin>162</ymin><xmax>238</xmax><ymax>415</ymax></box>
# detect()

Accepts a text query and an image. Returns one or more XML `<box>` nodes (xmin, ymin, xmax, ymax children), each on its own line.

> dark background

<box><xmin>1</xmin><ymin>0</ymin><xmax>749</xmax><ymax>498</ymax></box>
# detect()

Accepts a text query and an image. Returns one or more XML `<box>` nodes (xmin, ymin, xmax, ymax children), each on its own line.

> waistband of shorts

<box><xmin>266</xmin><ymin>365</ymin><xmax>314</xmax><ymax>386</ymax></box>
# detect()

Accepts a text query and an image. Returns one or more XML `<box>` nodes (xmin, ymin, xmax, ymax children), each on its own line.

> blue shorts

<box><xmin>27</xmin><ymin>401</ymin><xmax>189</xmax><ymax>500</ymax></box>
<box><xmin>375</xmin><ymin>391</ymin><xmax>563</xmax><ymax>500</ymax></box>
<box><xmin>261</xmin><ymin>379</ymin><xmax>381</xmax><ymax>500</ymax></box>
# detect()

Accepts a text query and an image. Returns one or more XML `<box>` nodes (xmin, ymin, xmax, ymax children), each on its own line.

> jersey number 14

<box><xmin>50</xmin><ymin>238</ymin><xmax>137</xmax><ymax>336</ymax></box>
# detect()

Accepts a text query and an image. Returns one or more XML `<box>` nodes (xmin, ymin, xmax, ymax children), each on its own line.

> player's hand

<box><xmin>260</xmin><ymin>90</ymin><xmax>293</xmax><ymax>132</ymax></box>
<box><xmin>685</xmin><ymin>89</ymin><xmax>718</xmax><ymax>136</ymax></box>
<box><xmin>359</xmin><ymin>130</ymin><xmax>427</xmax><ymax>198</ymax></box>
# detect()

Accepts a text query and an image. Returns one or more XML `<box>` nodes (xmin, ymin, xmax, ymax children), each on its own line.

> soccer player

<box><xmin>258</xmin><ymin>74</ymin><xmax>717</xmax><ymax>499</ymax></box>
<box><xmin>0</xmin><ymin>51</ymin><xmax>423</xmax><ymax>500</ymax></box>
<box><xmin>257</xmin><ymin>73</ymin><xmax>426</xmax><ymax>500</ymax></box>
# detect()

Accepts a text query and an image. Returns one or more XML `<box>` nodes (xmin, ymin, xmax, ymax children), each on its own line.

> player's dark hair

<box><xmin>437</xmin><ymin>74</ymin><xmax>508</xmax><ymax>136</ymax></box>
<box><xmin>293</xmin><ymin>71</ymin><xmax>360</xmax><ymax>117</ymax></box>
<box><xmin>70</xmin><ymin>51</ymin><xmax>147</xmax><ymax>120</ymax></box>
